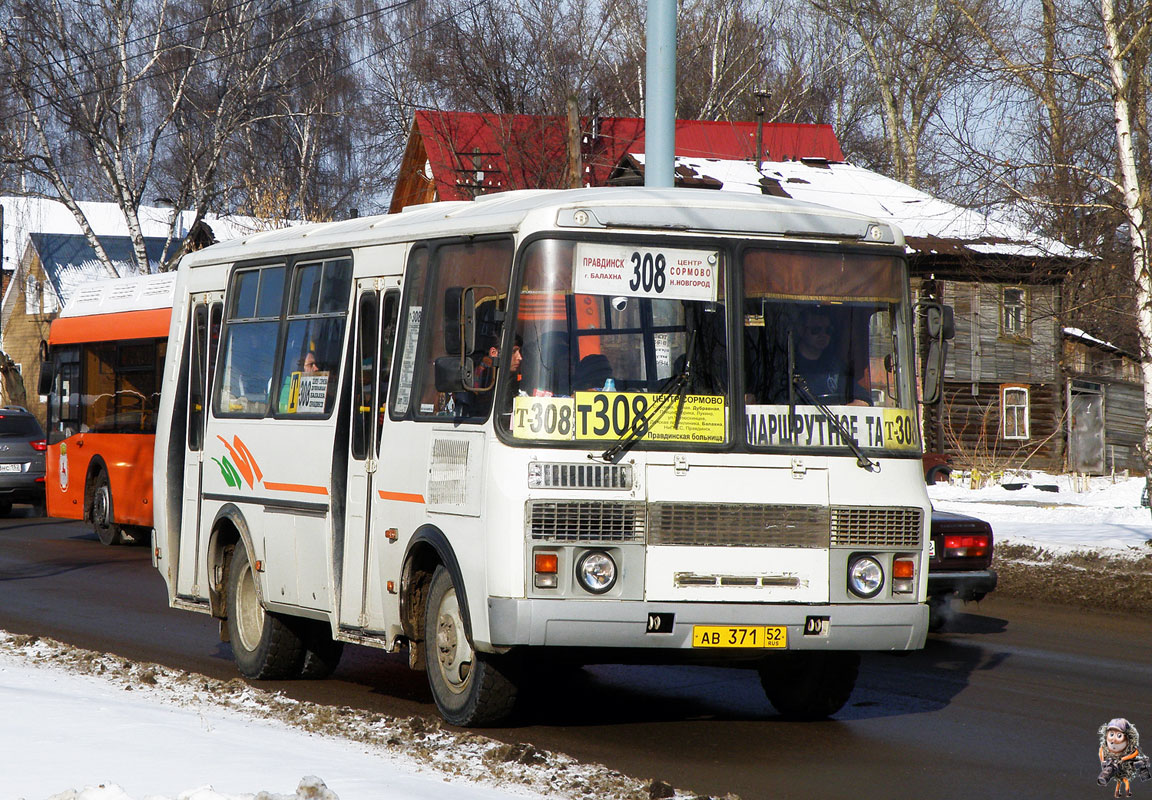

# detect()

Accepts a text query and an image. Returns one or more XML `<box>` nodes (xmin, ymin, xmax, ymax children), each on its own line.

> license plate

<box><xmin>0</xmin><ymin>464</ymin><xmax>21</xmax><ymax>473</ymax></box>
<box><xmin>691</xmin><ymin>625</ymin><xmax>787</xmax><ymax>649</ymax></box>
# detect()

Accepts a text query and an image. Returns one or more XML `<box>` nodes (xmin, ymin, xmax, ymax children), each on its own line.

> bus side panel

<box><xmin>46</xmin><ymin>439</ymin><xmax>82</xmax><ymax>521</ymax></box>
<box><xmin>46</xmin><ymin>433</ymin><xmax>154</xmax><ymax>527</ymax></box>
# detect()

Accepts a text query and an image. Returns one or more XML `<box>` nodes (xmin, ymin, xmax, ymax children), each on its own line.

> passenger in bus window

<box><xmin>573</xmin><ymin>354</ymin><xmax>614</xmax><ymax>392</ymax></box>
<box><xmin>793</xmin><ymin>308</ymin><xmax>869</xmax><ymax>406</ymax></box>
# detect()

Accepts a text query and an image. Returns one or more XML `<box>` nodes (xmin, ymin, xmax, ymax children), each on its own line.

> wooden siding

<box><xmin>942</xmin><ymin>281</ymin><xmax>1060</xmax><ymax>385</ymax></box>
<box><xmin>924</xmin><ymin>380</ymin><xmax>1064</xmax><ymax>472</ymax></box>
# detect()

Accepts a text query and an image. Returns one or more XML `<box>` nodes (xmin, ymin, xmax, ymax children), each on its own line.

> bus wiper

<box><xmin>597</xmin><ymin>329</ymin><xmax>697</xmax><ymax>463</ymax></box>
<box><xmin>791</xmin><ymin>375</ymin><xmax>880</xmax><ymax>473</ymax></box>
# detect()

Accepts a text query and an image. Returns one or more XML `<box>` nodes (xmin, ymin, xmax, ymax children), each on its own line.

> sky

<box><xmin>4</xmin><ymin>471</ymin><xmax>1148</xmax><ymax>800</ymax></box>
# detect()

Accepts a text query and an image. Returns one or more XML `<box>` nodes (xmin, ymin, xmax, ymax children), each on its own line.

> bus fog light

<box><xmin>575</xmin><ymin>551</ymin><xmax>617</xmax><ymax>594</ymax></box>
<box><xmin>847</xmin><ymin>556</ymin><xmax>884</xmax><ymax>598</ymax></box>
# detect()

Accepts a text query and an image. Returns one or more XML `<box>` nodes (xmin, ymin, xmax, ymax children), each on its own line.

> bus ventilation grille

<box><xmin>829</xmin><ymin>506</ymin><xmax>923</xmax><ymax>547</ymax></box>
<box><xmin>527</xmin><ymin>501</ymin><xmax>646</xmax><ymax>543</ymax></box>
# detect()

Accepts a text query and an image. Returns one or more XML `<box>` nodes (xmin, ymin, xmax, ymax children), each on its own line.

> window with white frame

<box><xmin>1001</xmin><ymin>385</ymin><xmax>1030</xmax><ymax>440</ymax></box>
<box><xmin>1001</xmin><ymin>287</ymin><xmax>1027</xmax><ymax>336</ymax></box>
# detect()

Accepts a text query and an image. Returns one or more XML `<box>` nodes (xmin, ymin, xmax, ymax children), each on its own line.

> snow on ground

<box><xmin>928</xmin><ymin>471</ymin><xmax>1152</xmax><ymax>555</ymax></box>
<box><xmin>0</xmin><ymin>633</ymin><xmax>648</xmax><ymax>800</ymax></box>
<box><xmin>6</xmin><ymin>472</ymin><xmax>1149</xmax><ymax>800</ymax></box>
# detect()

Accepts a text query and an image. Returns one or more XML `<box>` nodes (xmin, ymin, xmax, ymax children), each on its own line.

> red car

<box><xmin>927</xmin><ymin>508</ymin><xmax>997</xmax><ymax>631</ymax></box>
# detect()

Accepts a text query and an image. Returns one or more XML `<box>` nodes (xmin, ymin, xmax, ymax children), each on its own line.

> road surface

<box><xmin>0</xmin><ymin>511</ymin><xmax>1143</xmax><ymax>799</ymax></box>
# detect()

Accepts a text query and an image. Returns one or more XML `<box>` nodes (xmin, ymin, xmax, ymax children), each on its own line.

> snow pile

<box><xmin>0</xmin><ymin>633</ymin><xmax>668</xmax><ymax>800</ymax></box>
<box><xmin>928</xmin><ymin>471</ymin><xmax>1152</xmax><ymax>555</ymax></box>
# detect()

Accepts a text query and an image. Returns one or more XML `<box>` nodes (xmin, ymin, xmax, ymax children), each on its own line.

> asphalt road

<box><xmin>0</xmin><ymin>510</ymin><xmax>1145</xmax><ymax>800</ymax></box>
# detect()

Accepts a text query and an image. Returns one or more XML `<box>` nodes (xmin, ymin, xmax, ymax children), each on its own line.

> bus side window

<box><xmin>412</xmin><ymin>238</ymin><xmax>513</xmax><ymax>421</ymax></box>
<box><xmin>214</xmin><ymin>265</ymin><xmax>285</xmax><ymax>417</ymax></box>
<box><xmin>377</xmin><ymin>291</ymin><xmax>398</xmax><ymax>448</ymax></box>
<box><xmin>188</xmin><ymin>304</ymin><xmax>208</xmax><ymax>451</ymax></box>
<box><xmin>274</xmin><ymin>258</ymin><xmax>352</xmax><ymax>417</ymax></box>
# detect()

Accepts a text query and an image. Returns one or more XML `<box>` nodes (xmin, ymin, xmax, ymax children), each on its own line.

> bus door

<box><xmin>338</xmin><ymin>280</ymin><xmax>400</xmax><ymax>630</ymax></box>
<box><xmin>176</xmin><ymin>295</ymin><xmax>223</xmax><ymax>599</ymax></box>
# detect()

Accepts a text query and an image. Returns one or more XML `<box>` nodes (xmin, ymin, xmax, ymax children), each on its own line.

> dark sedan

<box><xmin>927</xmin><ymin>508</ymin><xmax>997</xmax><ymax>631</ymax></box>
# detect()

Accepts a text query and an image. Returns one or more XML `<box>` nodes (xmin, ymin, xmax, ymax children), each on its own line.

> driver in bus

<box><xmin>793</xmin><ymin>307</ymin><xmax>869</xmax><ymax>406</ymax></box>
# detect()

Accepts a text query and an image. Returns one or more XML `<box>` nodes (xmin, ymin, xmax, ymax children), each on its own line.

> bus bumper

<box><xmin>486</xmin><ymin>598</ymin><xmax>928</xmax><ymax>652</ymax></box>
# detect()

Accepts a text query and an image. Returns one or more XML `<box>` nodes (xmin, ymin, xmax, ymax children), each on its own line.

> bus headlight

<box><xmin>575</xmin><ymin>551</ymin><xmax>617</xmax><ymax>594</ymax></box>
<box><xmin>847</xmin><ymin>556</ymin><xmax>884</xmax><ymax>599</ymax></box>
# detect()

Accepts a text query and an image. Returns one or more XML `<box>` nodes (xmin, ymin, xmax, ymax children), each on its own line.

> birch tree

<box><xmin>1100</xmin><ymin>0</ymin><xmax>1152</xmax><ymax>476</ymax></box>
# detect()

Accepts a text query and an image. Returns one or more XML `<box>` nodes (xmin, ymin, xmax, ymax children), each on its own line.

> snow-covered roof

<box><xmin>0</xmin><ymin>196</ymin><xmax>269</xmax><ymax>274</ymax></box>
<box><xmin>627</xmin><ymin>155</ymin><xmax>1083</xmax><ymax>261</ymax></box>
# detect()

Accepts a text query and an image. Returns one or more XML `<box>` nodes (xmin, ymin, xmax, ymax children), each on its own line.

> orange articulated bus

<box><xmin>44</xmin><ymin>273</ymin><xmax>176</xmax><ymax>545</ymax></box>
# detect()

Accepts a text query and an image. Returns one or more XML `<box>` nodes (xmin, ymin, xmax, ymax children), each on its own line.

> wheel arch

<box><xmin>400</xmin><ymin>525</ymin><xmax>469</xmax><ymax>651</ymax></box>
<box><xmin>83</xmin><ymin>456</ymin><xmax>110</xmax><ymax>523</ymax></box>
<box><xmin>206</xmin><ymin>503</ymin><xmax>258</xmax><ymax>619</ymax></box>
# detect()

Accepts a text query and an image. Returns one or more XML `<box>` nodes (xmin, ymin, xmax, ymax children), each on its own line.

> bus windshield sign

<box><xmin>573</xmin><ymin>243</ymin><xmax>719</xmax><ymax>302</ymax></box>
<box><xmin>511</xmin><ymin>391</ymin><xmax>726</xmax><ymax>443</ymax></box>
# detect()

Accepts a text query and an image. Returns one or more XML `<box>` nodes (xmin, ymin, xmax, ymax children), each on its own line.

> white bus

<box><xmin>153</xmin><ymin>187</ymin><xmax>950</xmax><ymax>726</ymax></box>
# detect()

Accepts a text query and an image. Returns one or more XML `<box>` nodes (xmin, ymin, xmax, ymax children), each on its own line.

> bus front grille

<box><xmin>528</xmin><ymin>501</ymin><xmax>646</xmax><ymax>543</ymax></box>
<box><xmin>830</xmin><ymin>506</ymin><xmax>923</xmax><ymax>547</ymax></box>
<box><xmin>648</xmin><ymin>503</ymin><xmax>830</xmax><ymax>547</ymax></box>
<box><xmin>526</xmin><ymin>502</ymin><xmax>923</xmax><ymax>548</ymax></box>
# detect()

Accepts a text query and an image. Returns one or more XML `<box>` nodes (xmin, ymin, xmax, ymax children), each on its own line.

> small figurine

<box><xmin>1099</xmin><ymin>718</ymin><xmax>1151</xmax><ymax>797</ymax></box>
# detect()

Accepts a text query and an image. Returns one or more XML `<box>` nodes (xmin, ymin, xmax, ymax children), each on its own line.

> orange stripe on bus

<box><xmin>378</xmin><ymin>490</ymin><xmax>426</xmax><ymax>504</ymax></box>
<box><xmin>50</xmin><ymin>308</ymin><xmax>172</xmax><ymax>345</ymax></box>
<box><xmin>263</xmin><ymin>482</ymin><xmax>329</xmax><ymax>495</ymax></box>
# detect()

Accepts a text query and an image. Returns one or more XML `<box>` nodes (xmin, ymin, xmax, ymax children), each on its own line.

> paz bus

<box><xmin>152</xmin><ymin>187</ymin><xmax>952</xmax><ymax>726</ymax></box>
<box><xmin>44</xmin><ymin>273</ymin><xmax>176</xmax><ymax>545</ymax></box>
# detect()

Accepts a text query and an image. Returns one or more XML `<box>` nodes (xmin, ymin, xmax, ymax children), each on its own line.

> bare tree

<box><xmin>812</xmin><ymin>0</ymin><xmax>987</xmax><ymax>190</ymax></box>
<box><xmin>0</xmin><ymin>0</ymin><xmax>334</xmax><ymax>274</ymax></box>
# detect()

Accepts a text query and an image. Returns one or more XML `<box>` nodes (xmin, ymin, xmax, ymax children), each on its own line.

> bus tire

<box><xmin>91</xmin><ymin>471</ymin><xmax>127</xmax><ymax>546</ymax></box>
<box><xmin>297</xmin><ymin>620</ymin><xmax>344</xmax><ymax>679</ymax></box>
<box><xmin>424</xmin><ymin>565</ymin><xmax>518</xmax><ymax>726</ymax></box>
<box><xmin>759</xmin><ymin>651</ymin><xmax>859</xmax><ymax>720</ymax></box>
<box><xmin>225</xmin><ymin>545</ymin><xmax>305</xmax><ymax>680</ymax></box>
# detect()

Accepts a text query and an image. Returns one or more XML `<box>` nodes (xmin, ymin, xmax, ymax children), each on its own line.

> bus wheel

<box><xmin>225</xmin><ymin>545</ymin><xmax>304</xmax><ymax>680</ymax></box>
<box><xmin>759</xmin><ymin>651</ymin><xmax>859</xmax><ymax>720</ymax></box>
<box><xmin>297</xmin><ymin>620</ymin><xmax>344</xmax><ymax>679</ymax></box>
<box><xmin>424</xmin><ymin>565</ymin><xmax>518</xmax><ymax>726</ymax></box>
<box><xmin>91</xmin><ymin>472</ymin><xmax>126</xmax><ymax>546</ymax></box>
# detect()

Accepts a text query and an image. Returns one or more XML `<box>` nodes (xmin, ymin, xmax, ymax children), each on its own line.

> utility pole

<box><xmin>644</xmin><ymin>1</ymin><xmax>676</xmax><ymax>187</ymax></box>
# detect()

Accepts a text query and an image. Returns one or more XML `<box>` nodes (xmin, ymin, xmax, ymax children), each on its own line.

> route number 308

<box><xmin>629</xmin><ymin>251</ymin><xmax>666</xmax><ymax>293</ymax></box>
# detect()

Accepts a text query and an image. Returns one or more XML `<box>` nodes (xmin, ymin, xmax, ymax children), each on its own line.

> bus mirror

<box><xmin>922</xmin><ymin>341</ymin><xmax>945</xmax><ymax>404</ymax></box>
<box><xmin>925</xmin><ymin>304</ymin><xmax>955</xmax><ymax>340</ymax></box>
<box><xmin>443</xmin><ymin>287</ymin><xmax>463</xmax><ymax>356</ymax></box>
<box><xmin>38</xmin><ymin>361</ymin><xmax>53</xmax><ymax>396</ymax></box>
<box><xmin>462</xmin><ymin>285</ymin><xmax>503</xmax><ymax>358</ymax></box>
<box><xmin>434</xmin><ymin>355</ymin><xmax>473</xmax><ymax>393</ymax></box>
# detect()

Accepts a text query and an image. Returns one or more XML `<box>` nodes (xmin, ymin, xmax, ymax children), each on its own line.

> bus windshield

<box><xmin>499</xmin><ymin>238</ymin><xmax>729</xmax><ymax>446</ymax></box>
<box><xmin>742</xmin><ymin>247</ymin><xmax>916</xmax><ymax>452</ymax></box>
<box><xmin>499</xmin><ymin>238</ymin><xmax>915</xmax><ymax>453</ymax></box>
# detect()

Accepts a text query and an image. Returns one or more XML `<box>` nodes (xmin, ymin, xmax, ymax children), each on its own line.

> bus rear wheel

<box><xmin>90</xmin><ymin>471</ymin><xmax>127</xmax><ymax>546</ymax></box>
<box><xmin>225</xmin><ymin>545</ymin><xmax>304</xmax><ymax>680</ymax></box>
<box><xmin>424</xmin><ymin>565</ymin><xmax>518</xmax><ymax>726</ymax></box>
<box><xmin>759</xmin><ymin>651</ymin><xmax>859</xmax><ymax>720</ymax></box>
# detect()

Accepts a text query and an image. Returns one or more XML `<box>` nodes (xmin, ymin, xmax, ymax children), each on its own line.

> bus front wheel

<box><xmin>90</xmin><ymin>471</ymin><xmax>127</xmax><ymax>546</ymax></box>
<box><xmin>424</xmin><ymin>565</ymin><xmax>519</xmax><ymax>726</ymax></box>
<box><xmin>225</xmin><ymin>545</ymin><xmax>304</xmax><ymax>680</ymax></box>
<box><xmin>759</xmin><ymin>651</ymin><xmax>859</xmax><ymax>720</ymax></box>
